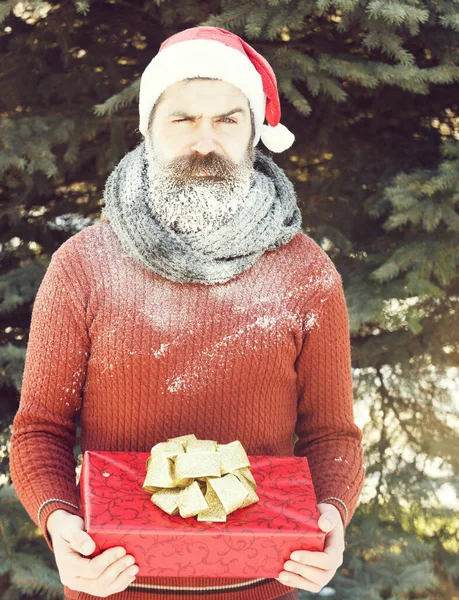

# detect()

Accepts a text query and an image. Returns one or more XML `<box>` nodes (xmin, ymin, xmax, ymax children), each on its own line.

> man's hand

<box><xmin>47</xmin><ymin>509</ymin><xmax>139</xmax><ymax>597</ymax></box>
<box><xmin>276</xmin><ymin>503</ymin><xmax>345</xmax><ymax>594</ymax></box>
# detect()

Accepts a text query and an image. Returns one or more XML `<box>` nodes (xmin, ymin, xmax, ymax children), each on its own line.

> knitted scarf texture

<box><xmin>101</xmin><ymin>140</ymin><xmax>302</xmax><ymax>285</ymax></box>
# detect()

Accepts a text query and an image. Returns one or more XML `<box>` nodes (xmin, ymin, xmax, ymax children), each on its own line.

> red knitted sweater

<box><xmin>10</xmin><ymin>220</ymin><xmax>365</xmax><ymax>600</ymax></box>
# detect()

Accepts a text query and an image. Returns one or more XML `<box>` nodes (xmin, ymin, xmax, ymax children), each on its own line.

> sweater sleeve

<box><xmin>294</xmin><ymin>277</ymin><xmax>365</xmax><ymax>532</ymax></box>
<box><xmin>10</xmin><ymin>242</ymin><xmax>90</xmax><ymax>551</ymax></box>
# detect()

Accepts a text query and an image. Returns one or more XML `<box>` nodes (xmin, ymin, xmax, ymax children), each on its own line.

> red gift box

<box><xmin>80</xmin><ymin>450</ymin><xmax>326</xmax><ymax>578</ymax></box>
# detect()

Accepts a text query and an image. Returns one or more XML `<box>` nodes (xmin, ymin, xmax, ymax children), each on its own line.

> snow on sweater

<box><xmin>10</xmin><ymin>220</ymin><xmax>365</xmax><ymax>600</ymax></box>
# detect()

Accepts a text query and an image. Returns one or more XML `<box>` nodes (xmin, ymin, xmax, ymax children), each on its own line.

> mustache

<box><xmin>163</xmin><ymin>152</ymin><xmax>238</xmax><ymax>181</ymax></box>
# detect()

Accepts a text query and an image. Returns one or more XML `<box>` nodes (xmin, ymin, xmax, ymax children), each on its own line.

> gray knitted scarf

<box><xmin>101</xmin><ymin>140</ymin><xmax>302</xmax><ymax>285</ymax></box>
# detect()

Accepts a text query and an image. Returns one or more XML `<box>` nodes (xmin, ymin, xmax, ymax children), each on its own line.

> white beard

<box><xmin>145</xmin><ymin>135</ymin><xmax>255</xmax><ymax>235</ymax></box>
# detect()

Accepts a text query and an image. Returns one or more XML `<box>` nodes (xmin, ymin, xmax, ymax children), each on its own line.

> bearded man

<box><xmin>10</xmin><ymin>25</ymin><xmax>365</xmax><ymax>600</ymax></box>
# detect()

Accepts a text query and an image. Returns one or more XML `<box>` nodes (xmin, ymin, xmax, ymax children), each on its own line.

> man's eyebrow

<box><xmin>168</xmin><ymin>107</ymin><xmax>246</xmax><ymax>119</ymax></box>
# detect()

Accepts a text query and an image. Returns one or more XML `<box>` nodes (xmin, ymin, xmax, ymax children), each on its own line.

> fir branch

<box><xmin>244</xmin><ymin>6</ymin><xmax>269</xmax><ymax>39</ymax></box>
<box><xmin>361</xmin><ymin>29</ymin><xmax>416</xmax><ymax>66</ymax></box>
<box><xmin>0</xmin><ymin>0</ymin><xmax>14</xmax><ymax>24</ymax></box>
<box><xmin>10</xmin><ymin>554</ymin><xmax>63</xmax><ymax>600</ymax></box>
<box><xmin>201</xmin><ymin>4</ymin><xmax>253</xmax><ymax>30</ymax></box>
<box><xmin>365</xmin><ymin>1</ymin><xmax>429</xmax><ymax>28</ymax></box>
<box><xmin>273</xmin><ymin>47</ymin><xmax>317</xmax><ymax>77</ymax></box>
<box><xmin>265</xmin><ymin>0</ymin><xmax>295</xmax><ymax>5</ymax></box>
<box><xmin>371</xmin><ymin>261</ymin><xmax>400</xmax><ymax>282</ymax></box>
<box><xmin>93</xmin><ymin>80</ymin><xmax>140</xmax><ymax>117</ymax></box>
<box><xmin>390</xmin><ymin>399</ymin><xmax>424</xmax><ymax>451</ymax></box>
<box><xmin>318</xmin><ymin>54</ymin><xmax>380</xmax><ymax>88</ymax></box>
<box><xmin>276</xmin><ymin>76</ymin><xmax>312</xmax><ymax>115</ymax></box>
<box><xmin>0</xmin><ymin>518</ymin><xmax>12</xmax><ymax>558</ymax></box>
<box><xmin>370</xmin><ymin>384</ymin><xmax>390</xmax><ymax>508</ymax></box>
<box><xmin>305</xmin><ymin>71</ymin><xmax>349</xmax><ymax>101</ymax></box>
<box><xmin>439</xmin><ymin>11</ymin><xmax>459</xmax><ymax>32</ymax></box>
<box><xmin>74</xmin><ymin>0</ymin><xmax>90</xmax><ymax>15</ymax></box>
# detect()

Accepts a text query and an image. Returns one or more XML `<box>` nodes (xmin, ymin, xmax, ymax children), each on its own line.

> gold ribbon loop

<box><xmin>142</xmin><ymin>434</ymin><xmax>259</xmax><ymax>521</ymax></box>
<box><xmin>175</xmin><ymin>452</ymin><xmax>221</xmax><ymax>480</ymax></box>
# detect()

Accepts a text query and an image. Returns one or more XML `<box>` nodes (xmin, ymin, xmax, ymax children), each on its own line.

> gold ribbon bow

<box><xmin>142</xmin><ymin>433</ymin><xmax>259</xmax><ymax>521</ymax></box>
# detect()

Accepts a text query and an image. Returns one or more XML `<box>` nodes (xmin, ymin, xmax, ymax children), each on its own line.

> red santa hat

<box><xmin>139</xmin><ymin>26</ymin><xmax>295</xmax><ymax>153</ymax></box>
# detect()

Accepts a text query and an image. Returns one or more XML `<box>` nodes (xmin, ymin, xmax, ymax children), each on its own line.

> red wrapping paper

<box><xmin>80</xmin><ymin>451</ymin><xmax>326</xmax><ymax>578</ymax></box>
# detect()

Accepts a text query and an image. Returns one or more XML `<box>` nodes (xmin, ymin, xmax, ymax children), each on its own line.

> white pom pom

<box><xmin>260</xmin><ymin>122</ymin><xmax>295</xmax><ymax>153</ymax></box>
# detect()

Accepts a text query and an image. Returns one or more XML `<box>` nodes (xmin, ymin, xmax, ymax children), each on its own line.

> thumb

<box><xmin>319</xmin><ymin>515</ymin><xmax>332</xmax><ymax>532</ymax></box>
<box><xmin>68</xmin><ymin>529</ymin><xmax>96</xmax><ymax>555</ymax></box>
<box><xmin>317</xmin><ymin>502</ymin><xmax>341</xmax><ymax>533</ymax></box>
<box><xmin>318</xmin><ymin>508</ymin><xmax>339</xmax><ymax>533</ymax></box>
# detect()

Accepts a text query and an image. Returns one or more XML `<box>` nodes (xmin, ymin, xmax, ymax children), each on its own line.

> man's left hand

<box><xmin>276</xmin><ymin>503</ymin><xmax>345</xmax><ymax>594</ymax></box>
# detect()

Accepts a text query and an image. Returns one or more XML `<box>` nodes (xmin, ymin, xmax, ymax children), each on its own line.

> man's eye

<box><xmin>221</xmin><ymin>118</ymin><xmax>236</xmax><ymax>123</ymax></box>
<box><xmin>173</xmin><ymin>118</ymin><xmax>189</xmax><ymax>123</ymax></box>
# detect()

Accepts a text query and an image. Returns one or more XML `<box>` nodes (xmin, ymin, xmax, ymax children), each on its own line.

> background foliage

<box><xmin>0</xmin><ymin>0</ymin><xmax>458</xmax><ymax>598</ymax></box>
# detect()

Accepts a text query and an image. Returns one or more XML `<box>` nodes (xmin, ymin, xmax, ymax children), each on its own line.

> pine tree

<box><xmin>0</xmin><ymin>485</ymin><xmax>64</xmax><ymax>599</ymax></box>
<box><xmin>0</xmin><ymin>1</ymin><xmax>458</xmax><ymax>598</ymax></box>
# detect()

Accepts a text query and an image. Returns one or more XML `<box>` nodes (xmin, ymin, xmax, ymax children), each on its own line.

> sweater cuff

<box><xmin>38</xmin><ymin>499</ymin><xmax>83</xmax><ymax>552</ymax></box>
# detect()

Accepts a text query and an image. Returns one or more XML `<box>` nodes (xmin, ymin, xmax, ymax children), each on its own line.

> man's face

<box><xmin>147</xmin><ymin>78</ymin><xmax>254</xmax><ymax>174</ymax></box>
<box><xmin>143</xmin><ymin>78</ymin><xmax>256</xmax><ymax>235</ymax></box>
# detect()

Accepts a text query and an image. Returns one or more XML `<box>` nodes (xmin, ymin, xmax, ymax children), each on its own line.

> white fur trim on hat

<box><xmin>260</xmin><ymin>122</ymin><xmax>295</xmax><ymax>153</ymax></box>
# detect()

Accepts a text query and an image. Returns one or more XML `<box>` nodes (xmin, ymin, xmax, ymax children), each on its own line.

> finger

<box><xmin>277</xmin><ymin>571</ymin><xmax>324</xmax><ymax>594</ymax></box>
<box><xmin>65</xmin><ymin>529</ymin><xmax>96</xmax><ymax>556</ymax></box>
<box><xmin>96</xmin><ymin>554</ymin><xmax>138</xmax><ymax>587</ymax></box>
<box><xmin>85</xmin><ymin>546</ymin><xmax>129</xmax><ymax>579</ymax></box>
<box><xmin>54</xmin><ymin>537</ymin><xmax>95</xmax><ymax>579</ymax></box>
<box><xmin>289</xmin><ymin>550</ymin><xmax>332</xmax><ymax>570</ymax></box>
<box><xmin>283</xmin><ymin>560</ymin><xmax>332</xmax><ymax>587</ymax></box>
<box><xmin>57</xmin><ymin>543</ymin><xmax>128</xmax><ymax>587</ymax></box>
<box><xmin>99</xmin><ymin>563</ymin><xmax>139</xmax><ymax>597</ymax></box>
<box><xmin>318</xmin><ymin>513</ymin><xmax>341</xmax><ymax>533</ymax></box>
<box><xmin>84</xmin><ymin>556</ymin><xmax>139</xmax><ymax>596</ymax></box>
<box><xmin>318</xmin><ymin>516</ymin><xmax>333</xmax><ymax>532</ymax></box>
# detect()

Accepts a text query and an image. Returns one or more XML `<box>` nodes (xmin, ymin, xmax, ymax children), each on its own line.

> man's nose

<box><xmin>190</xmin><ymin>121</ymin><xmax>218</xmax><ymax>155</ymax></box>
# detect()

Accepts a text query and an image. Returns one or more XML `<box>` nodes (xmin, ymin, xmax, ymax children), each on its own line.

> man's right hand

<box><xmin>47</xmin><ymin>509</ymin><xmax>139</xmax><ymax>597</ymax></box>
